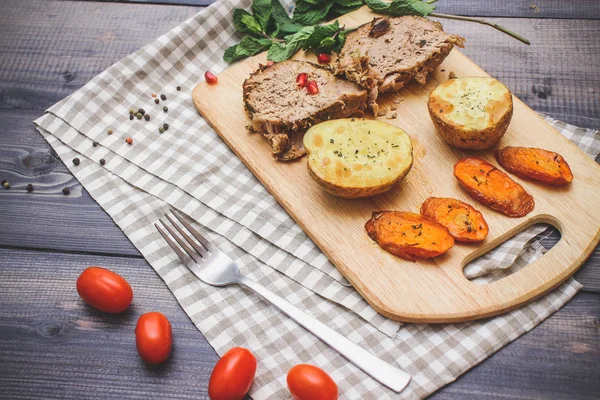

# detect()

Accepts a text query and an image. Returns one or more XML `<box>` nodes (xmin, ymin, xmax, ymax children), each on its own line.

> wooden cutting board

<box><xmin>193</xmin><ymin>7</ymin><xmax>600</xmax><ymax>323</ymax></box>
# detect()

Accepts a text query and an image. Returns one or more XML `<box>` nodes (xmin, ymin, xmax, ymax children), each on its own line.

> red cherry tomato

<box><xmin>287</xmin><ymin>364</ymin><xmax>338</xmax><ymax>400</ymax></box>
<box><xmin>317</xmin><ymin>53</ymin><xmax>331</xmax><ymax>64</ymax></box>
<box><xmin>306</xmin><ymin>80</ymin><xmax>319</xmax><ymax>95</ymax></box>
<box><xmin>76</xmin><ymin>266</ymin><xmax>133</xmax><ymax>313</ymax></box>
<box><xmin>205</xmin><ymin>71</ymin><xmax>218</xmax><ymax>84</ymax></box>
<box><xmin>209</xmin><ymin>347</ymin><xmax>257</xmax><ymax>400</ymax></box>
<box><xmin>135</xmin><ymin>312</ymin><xmax>172</xmax><ymax>364</ymax></box>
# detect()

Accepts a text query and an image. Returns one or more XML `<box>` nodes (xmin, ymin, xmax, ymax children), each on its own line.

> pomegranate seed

<box><xmin>205</xmin><ymin>71</ymin><xmax>218</xmax><ymax>84</ymax></box>
<box><xmin>125</xmin><ymin>137</ymin><xmax>133</xmax><ymax>145</ymax></box>
<box><xmin>296</xmin><ymin>72</ymin><xmax>308</xmax><ymax>88</ymax></box>
<box><xmin>306</xmin><ymin>80</ymin><xmax>319</xmax><ymax>95</ymax></box>
<box><xmin>266</xmin><ymin>61</ymin><xmax>274</xmax><ymax>67</ymax></box>
<box><xmin>318</xmin><ymin>53</ymin><xmax>331</xmax><ymax>64</ymax></box>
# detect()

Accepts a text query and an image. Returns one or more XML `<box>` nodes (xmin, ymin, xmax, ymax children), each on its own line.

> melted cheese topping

<box><xmin>430</xmin><ymin>77</ymin><xmax>512</xmax><ymax>131</ymax></box>
<box><xmin>303</xmin><ymin>119</ymin><xmax>412</xmax><ymax>189</ymax></box>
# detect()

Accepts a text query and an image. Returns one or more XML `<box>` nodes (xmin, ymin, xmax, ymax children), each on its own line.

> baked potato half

<box><xmin>303</xmin><ymin>119</ymin><xmax>413</xmax><ymax>198</ymax></box>
<box><xmin>428</xmin><ymin>77</ymin><xmax>513</xmax><ymax>150</ymax></box>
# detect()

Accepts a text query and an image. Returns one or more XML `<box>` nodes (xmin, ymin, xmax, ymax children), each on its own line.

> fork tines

<box><xmin>155</xmin><ymin>210</ymin><xmax>213</xmax><ymax>264</ymax></box>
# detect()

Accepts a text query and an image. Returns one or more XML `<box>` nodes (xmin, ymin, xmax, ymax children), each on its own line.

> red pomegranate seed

<box><xmin>306</xmin><ymin>80</ymin><xmax>319</xmax><ymax>95</ymax></box>
<box><xmin>317</xmin><ymin>53</ymin><xmax>331</xmax><ymax>64</ymax></box>
<box><xmin>205</xmin><ymin>71</ymin><xmax>218</xmax><ymax>84</ymax></box>
<box><xmin>296</xmin><ymin>72</ymin><xmax>308</xmax><ymax>88</ymax></box>
<box><xmin>266</xmin><ymin>61</ymin><xmax>274</xmax><ymax>67</ymax></box>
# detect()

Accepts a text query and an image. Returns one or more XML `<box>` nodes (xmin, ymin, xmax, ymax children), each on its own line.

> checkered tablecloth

<box><xmin>34</xmin><ymin>0</ymin><xmax>599</xmax><ymax>398</ymax></box>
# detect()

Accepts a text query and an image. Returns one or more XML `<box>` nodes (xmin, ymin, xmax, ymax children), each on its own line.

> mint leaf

<box><xmin>318</xmin><ymin>37</ymin><xmax>336</xmax><ymax>52</ymax></box>
<box><xmin>293</xmin><ymin>0</ymin><xmax>335</xmax><ymax>25</ymax></box>
<box><xmin>364</xmin><ymin>0</ymin><xmax>435</xmax><ymax>16</ymax></box>
<box><xmin>331</xmin><ymin>2</ymin><xmax>363</xmax><ymax>16</ymax></box>
<box><xmin>252</xmin><ymin>0</ymin><xmax>272</xmax><ymax>31</ymax></box>
<box><xmin>334</xmin><ymin>0</ymin><xmax>363</xmax><ymax>6</ymax></box>
<box><xmin>241</xmin><ymin>13</ymin><xmax>263</xmax><ymax>35</ymax></box>
<box><xmin>233</xmin><ymin>9</ymin><xmax>259</xmax><ymax>34</ymax></box>
<box><xmin>301</xmin><ymin>21</ymin><xmax>339</xmax><ymax>50</ymax></box>
<box><xmin>332</xmin><ymin>29</ymin><xmax>347</xmax><ymax>53</ymax></box>
<box><xmin>269</xmin><ymin>0</ymin><xmax>303</xmax><ymax>37</ymax></box>
<box><xmin>267</xmin><ymin>26</ymin><xmax>315</xmax><ymax>61</ymax></box>
<box><xmin>224</xmin><ymin>37</ymin><xmax>272</xmax><ymax>63</ymax></box>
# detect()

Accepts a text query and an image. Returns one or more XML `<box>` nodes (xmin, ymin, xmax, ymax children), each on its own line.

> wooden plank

<box><xmin>63</xmin><ymin>0</ymin><xmax>600</xmax><ymax>19</ymax></box>
<box><xmin>1</xmin><ymin>2</ymin><xmax>598</xmax><ymax>129</ymax></box>
<box><xmin>0</xmin><ymin>248</ymin><xmax>597</xmax><ymax>399</ymax></box>
<box><xmin>0</xmin><ymin>109</ymin><xmax>140</xmax><ymax>256</ymax></box>
<box><xmin>193</xmin><ymin>7</ymin><xmax>600</xmax><ymax>323</ymax></box>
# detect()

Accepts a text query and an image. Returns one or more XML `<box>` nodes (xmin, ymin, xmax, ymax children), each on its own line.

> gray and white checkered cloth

<box><xmin>34</xmin><ymin>0</ymin><xmax>599</xmax><ymax>398</ymax></box>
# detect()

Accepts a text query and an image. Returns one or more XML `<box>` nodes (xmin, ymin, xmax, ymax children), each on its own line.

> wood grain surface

<box><xmin>194</xmin><ymin>6</ymin><xmax>600</xmax><ymax>322</ymax></box>
<box><xmin>0</xmin><ymin>0</ymin><xmax>598</xmax><ymax>398</ymax></box>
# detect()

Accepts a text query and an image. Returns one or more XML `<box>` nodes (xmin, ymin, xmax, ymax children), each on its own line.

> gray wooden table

<box><xmin>0</xmin><ymin>1</ymin><xmax>598</xmax><ymax>399</ymax></box>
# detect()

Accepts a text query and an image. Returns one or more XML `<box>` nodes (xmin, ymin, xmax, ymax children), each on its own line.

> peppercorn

<box><xmin>3</xmin><ymin>181</ymin><xmax>10</xmax><ymax>189</ymax></box>
<box><xmin>176</xmin><ymin>86</ymin><xmax>181</xmax><ymax>91</ymax></box>
<box><xmin>26</xmin><ymin>184</ymin><xmax>34</xmax><ymax>192</ymax></box>
<box><xmin>154</xmin><ymin>98</ymin><xmax>160</xmax><ymax>104</ymax></box>
<box><xmin>138</xmin><ymin>108</ymin><xmax>145</xmax><ymax>115</ymax></box>
<box><xmin>72</xmin><ymin>157</ymin><xmax>80</xmax><ymax>166</ymax></box>
<box><xmin>160</xmin><ymin>94</ymin><xmax>166</xmax><ymax>100</ymax></box>
<box><xmin>144</xmin><ymin>114</ymin><xmax>150</xmax><ymax>121</ymax></box>
<box><xmin>93</xmin><ymin>141</ymin><xmax>99</xmax><ymax>147</ymax></box>
<box><xmin>107</xmin><ymin>129</ymin><xmax>113</xmax><ymax>135</ymax></box>
<box><xmin>136</xmin><ymin>113</ymin><xmax>143</xmax><ymax>120</ymax></box>
<box><xmin>99</xmin><ymin>159</ymin><xmax>106</xmax><ymax>166</ymax></box>
<box><xmin>125</xmin><ymin>137</ymin><xmax>133</xmax><ymax>145</ymax></box>
<box><xmin>163</xmin><ymin>106</ymin><xmax>168</xmax><ymax>113</ymax></box>
<box><xmin>129</xmin><ymin>108</ymin><xmax>135</xmax><ymax>114</ymax></box>
<box><xmin>159</xmin><ymin>127</ymin><xmax>165</xmax><ymax>134</ymax></box>
<box><xmin>163</xmin><ymin>123</ymin><xmax>169</xmax><ymax>131</ymax></box>
<box><xmin>62</xmin><ymin>187</ymin><xmax>70</xmax><ymax>195</ymax></box>
<box><xmin>129</xmin><ymin>114</ymin><xmax>134</xmax><ymax>120</ymax></box>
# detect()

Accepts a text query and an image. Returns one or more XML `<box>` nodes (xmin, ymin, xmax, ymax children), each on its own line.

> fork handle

<box><xmin>238</xmin><ymin>276</ymin><xmax>411</xmax><ymax>393</ymax></box>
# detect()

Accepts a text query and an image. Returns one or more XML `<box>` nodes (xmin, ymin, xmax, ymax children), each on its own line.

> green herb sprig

<box><xmin>224</xmin><ymin>0</ymin><xmax>529</xmax><ymax>64</ymax></box>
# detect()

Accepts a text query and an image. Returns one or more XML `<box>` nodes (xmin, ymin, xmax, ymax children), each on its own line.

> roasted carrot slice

<box><xmin>365</xmin><ymin>211</ymin><xmax>454</xmax><ymax>261</ymax></box>
<box><xmin>454</xmin><ymin>157</ymin><xmax>534</xmax><ymax>217</ymax></box>
<box><xmin>420</xmin><ymin>197</ymin><xmax>489</xmax><ymax>242</ymax></box>
<box><xmin>495</xmin><ymin>146</ymin><xmax>573</xmax><ymax>186</ymax></box>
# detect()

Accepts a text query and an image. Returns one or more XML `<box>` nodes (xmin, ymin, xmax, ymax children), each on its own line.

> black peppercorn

<box><xmin>154</xmin><ymin>98</ymin><xmax>160</xmax><ymax>104</ymax></box>
<box><xmin>163</xmin><ymin>106</ymin><xmax>168</xmax><ymax>113</ymax></box>
<box><xmin>93</xmin><ymin>141</ymin><xmax>99</xmax><ymax>147</ymax></box>
<box><xmin>26</xmin><ymin>184</ymin><xmax>34</xmax><ymax>192</ymax></box>
<box><xmin>163</xmin><ymin>123</ymin><xmax>169</xmax><ymax>130</ymax></box>
<box><xmin>1</xmin><ymin>180</ymin><xmax>6</xmax><ymax>186</ymax></box>
<box><xmin>138</xmin><ymin>108</ymin><xmax>145</xmax><ymax>115</ymax></box>
<box><xmin>73</xmin><ymin>157</ymin><xmax>80</xmax><ymax>166</ymax></box>
<box><xmin>144</xmin><ymin>114</ymin><xmax>150</xmax><ymax>121</ymax></box>
<box><xmin>99</xmin><ymin>159</ymin><xmax>106</xmax><ymax>166</ymax></box>
<box><xmin>62</xmin><ymin>187</ymin><xmax>70</xmax><ymax>195</ymax></box>
<box><xmin>129</xmin><ymin>114</ymin><xmax>134</xmax><ymax>120</ymax></box>
<box><xmin>160</xmin><ymin>94</ymin><xmax>166</xmax><ymax>100</ymax></box>
<box><xmin>176</xmin><ymin>86</ymin><xmax>181</xmax><ymax>91</ymax></box>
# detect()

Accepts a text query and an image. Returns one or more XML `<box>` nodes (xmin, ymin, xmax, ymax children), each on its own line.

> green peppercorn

<box><xmin>159</xmin><ymin>127</ymin><xmax>165</xmax><ymax>134</ymax></box>
<box><xmin>136</xmin><ymin>113</ymin><xmax>143</xmax><ymax>120</ymax></box>
<box><xmin>3</xmin><ymin>181</ymin><xmax>10</xmax><ymax>189</ymax></box>
<box><xmin>129</xmin><ymin>108</ymin><xmax>135</xmax><ymax>114</ymax></box>
<box><xmin>62</xmin><ymin>187</ymin><xmax>70</xmax><ymax>195</ymax></box>
<box><xmin>163</xmin><ymin>106</ymin><xmax>168</xmax><ymax>113</ymax></box>
<box><xmin>26</xmin><ymin>184</ymin><xmax>34</xmax><ymax>192</ymax></box>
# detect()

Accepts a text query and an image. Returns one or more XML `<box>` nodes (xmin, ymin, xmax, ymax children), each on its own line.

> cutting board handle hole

<box><xmin>462</xmin><ymin>222</ymin><xmax>561</xmax><ymax>285</ymax></box>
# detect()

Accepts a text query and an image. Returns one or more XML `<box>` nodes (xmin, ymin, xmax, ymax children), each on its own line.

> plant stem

<box><xmin>430</xmin><ymin>12</ymin><xmax>530</xmax><ymax>45</ymax></box>
<box><xmin>261</xmin><ymin>31</ymin><xmax>284</xmax><ymax>43</ymax></box>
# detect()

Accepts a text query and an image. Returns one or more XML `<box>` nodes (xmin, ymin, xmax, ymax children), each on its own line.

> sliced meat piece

<box><xmin>334</xmin><ymin>16</ymin><xmax>464</xmax><ymax>110</ymax></box>
<box><xmin>243</xmin><ymin>60</ymin><xmax>368</xmax><ymax>161</ymax></box>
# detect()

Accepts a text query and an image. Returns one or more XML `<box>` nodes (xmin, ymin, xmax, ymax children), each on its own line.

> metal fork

<box><xmin>156</xmin><ymin>210</ymin><xmax>411</xmax><ymax>393</ymax></box>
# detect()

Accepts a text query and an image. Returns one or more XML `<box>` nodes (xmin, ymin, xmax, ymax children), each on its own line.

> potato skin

<box><xmin>428</xmin><ymin>77</ymin><xmax>513</xmax><ymax>150</ymax></box>
<box><xmin>495</xmin><ymin>146</ymin><xmax>573</xmax><ymax>186</ymax></box>
<box><xmin>454</xmin><ymin>157</ymin><xmax>535</xmax><ymax>218</ymax></box>
<box><xmin>420</xmin><ymin>197</ymin><xmax>489</xmax><ymax>242</ymax></box>
<box><xmin>304</xmin><ymin>119</ymin><xmax>413</xmax><ymax>199</ymax></box>
<box><xmin>365</xmin><ymin>211</ymin><xmax>454</xmax><ymax>261</ymax></box>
